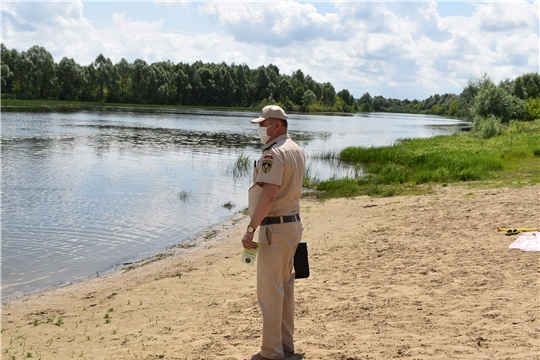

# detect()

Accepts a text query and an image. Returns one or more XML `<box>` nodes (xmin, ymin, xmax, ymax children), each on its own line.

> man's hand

<box><xmin>242</xmin><ymin>231</ymin><xmax>258</xmax><ymax>249</ymax></box>
<box><xmin>243</xmin><ymin>182</ymin><xmax>278</xmax><ymax>250</ymax></box>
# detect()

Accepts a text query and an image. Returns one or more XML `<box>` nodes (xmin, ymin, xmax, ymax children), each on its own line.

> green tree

<box><xmin>291</xmin><ymin>69</ymin><xmax>305</xmax><ymax>88</ymax></box>
<box><xmin>421</xmin><ymin>94</ymin><xmax>439</xmax><ymax>112</ymax></box>
<box><xmin>115</xmin><ymin>58</ymin><xmax>133</xmax><ymax>102</ymax></box>
<box><xmin>1</xmin><ymin>44</ymin><xmax>17</xmax><ymax>93</ymax></box>
<box><xmin>447</xmin><ymin>100</ymin><xmax>459</xmax><ymax>116</ymax></box>
<box><xmin>232</xmin><ymin>64</ymin><xmax>249</xmax><ymax>106</ymax></box>
<box><xmin>255</xmin><ymin>66</ymin><xmax>270</xmax><ymax>102</ymax></box>
<box><xmin>358</xmin><ymin>92</ymin><xmax>373</xmax><ymax>111</ymax></box>
<box><xmin>321</xmin><ymin>82</ymin><xmax>336</xmax><ymax>106</ymax></box>
<box><xmin>278</xmin><ymin>78</ymin><xmax>294</xmax><ymax>102</ymax></box>
<box><xmin>431</xmin><ymin>104</ymin><xmax>445</xmax><ymax>115</ymax></box>
<box><xmin>472</xmin><ymin>78</ymin><xmax>526</xmax><ymax>123</ymax></box>
<box><xmin>106</xmin><ymin>66</ymin><xmax>121</xmax><ymax>103</ymax></box>
<box><xmin>522</xmin><ymin>73</ymin><xmax>540</xmax><ymax>98</ymax></box>
<box><xmin>266</xmin><ymin>64</ymin><xmax>280</xmax><ymax>86</ymax></box>
<box><xmin>26</xmin><ymin>45</ymin><xmax>57</xmax><ymax>98</ymax></box>
<box><xmin>302</xmin><ymin>89</ymin><xmax>316</xmax><ymax>109</ymax></box>
<box><xmin>513</xmin><ymin>77</ymin><xmax>527</xmax><ymax>100</ymax></box>
<box><xmin>337</xmin><ymin>88</ymin><xmax>354</xmax><ymax>106</ymax></box>
<box><xmin>175</xmin><ymin>69</ymin><xmax>192</xmax><ymax>104</ymax></box>
<box><xmin>131</xmin><ymin>59</ymin><xmax>150</xmax><ymax>103</ymax></box>
<box><xmin>216</xmin><ymin>65</ymin><xmax>236</xmax><ymax>106</ymax></box>
<box><xmin>525</xmin><ymin>97</ymin><xmax>540</xmax><ymax>120</ymax></box>
<box><xmin>192</xmin><ymin>67</ymin><xmax>216</xmax><ymax>105</ymax></box>
<box><xmin>266</xmin><ymin>82</ymin><xmax>277</xmax><ymax>101</ymax></box>
<box><xmin>1</xmin><ymin>64</ymin><xmax>13</xmax><ymax>89</ymax></box>
<box><xmin>57</xmin><ymin>57</ymin><xmax>87</xmax><ymax>100</ymax></box>
<box><xmin>148</xmin><ymin>63</ymin><xmax>175</xmax><ymax>104</ymax></box>
<box><xmin>293</xmin><ymin>86</ymin><xmax>305</xmax><ymax>106</ymax></box>
<box><xmin>92</xmin><ymin>54</ymin><xmax>115</xmax><ymax>101</ymax></box>
<box><xmin>459</xmin><ymin>74</ymin><xmax>491</xmax><ymax>120</ymax></box>
<box><xmin>335</xmin><ymin>97</ymin><xmax>352</xmax><ymax>112</ymax></box>
<box><xmin>304</xmin><ymin>75</ymin><xmax>321</xmax><ymax>99</ymax></box>
<box><xmin>13</xmin><ymin>51</ymin><xmax>35</xmax><ymax>97</ymax></box>
<box><xmin>372</xmin><ymin>96</ymin><xmax>386</xmax><ymax>111</ymax></box>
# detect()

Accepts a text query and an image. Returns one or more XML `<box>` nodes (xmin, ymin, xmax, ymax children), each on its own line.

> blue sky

<box><xmin>1</xmin><ymin>1</ymin><xmax>538</xmax><ymax>100</ymax></box>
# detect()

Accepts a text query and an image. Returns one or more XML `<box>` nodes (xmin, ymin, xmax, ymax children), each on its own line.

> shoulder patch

<box><xmin>262</xmin><ymin>159</ymin><xmax>273</xmax><ymax>173</ymax></box>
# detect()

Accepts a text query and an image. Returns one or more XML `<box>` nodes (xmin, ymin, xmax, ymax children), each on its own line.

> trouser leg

<box><xmin>257</xmin><ymin>222</ymin><xmax>302</xmax><ymax>359</ymax></box>
<box><xmin>281</xmin><ymin>265</ymin><xmax>296</xmax><ymax>354</ymax></box>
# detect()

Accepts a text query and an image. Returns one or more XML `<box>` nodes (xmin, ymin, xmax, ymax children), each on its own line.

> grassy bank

<box><xmin>0</xmin><ymin>99</ymin><xmax>365</xmax><ymax>116</ymax></box>
<box><xmin>0</xmin><ymin>99</ymin><xmax>253</xmax><ymax>113</ymax></box>
<box><xmin>306</xmin><ymin>119</ymin><xmax>540</xmax><ymax>198</ymax></box>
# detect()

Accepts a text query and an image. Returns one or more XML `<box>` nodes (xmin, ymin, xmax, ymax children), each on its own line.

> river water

<box><xmin>1</xmin><ymin>109</ymin><xmax>467</xmax><ymax>300</ymax></box>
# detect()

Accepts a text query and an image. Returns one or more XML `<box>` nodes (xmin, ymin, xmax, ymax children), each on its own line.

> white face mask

<box><xmin>258</xmin><ymin>123</ymin><xmax>277</xmax><ymax>144</ymax></box>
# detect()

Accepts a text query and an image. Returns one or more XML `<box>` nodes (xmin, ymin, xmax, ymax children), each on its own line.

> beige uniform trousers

<box><xmin>257</xmin><ymin>221</ymin><xmax>303</xmax><ymax>360</ymax></box>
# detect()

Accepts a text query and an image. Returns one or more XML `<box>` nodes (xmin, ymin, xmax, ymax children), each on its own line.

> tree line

<box><xmin>1</xmin><ymin>44</ymin><xmax>539</xmax><ymax>122</ymax></box>
<box><xmin>357</xmin><ymin>72</ymin><xmax>540</xmax><ymax>123</ymax></box>
<box><xmin>0</xmin><ymin>44</ymin><xmax>354</xmax><ymax>112</ymax></box>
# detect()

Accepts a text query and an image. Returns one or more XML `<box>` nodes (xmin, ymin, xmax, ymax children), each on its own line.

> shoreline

<box><xmin>0</xmin><ymin>101</ymin><xmax>256</xmax><ymax>116</ymax></box>
<box><xmin>2</xmin><ymin>184</ymin><xmax>539</xmax><ymax>359</ymax></box>
<box><xmin>0</xmin><ymin>99</ymin><xmax>468</xmax><ymax>121</ymax></box>
<box><xmin>1</xmin><ymin>209</ymin><xmax>248</xmax><ymax>303</ymax></box>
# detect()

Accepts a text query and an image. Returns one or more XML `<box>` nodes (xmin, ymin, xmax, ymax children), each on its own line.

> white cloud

<box><xmin>199</xmin><ymin>1</ymin><xmax>342</xmax><ymax>45</ymax></box>
<box><xmin>1</xmin><ymin>2</ymin><xmax>98</xmax><ymax>63</ymax></box>
<box><xmin>154</xmin><ymin>1</ymin><xmax>190</xmax><ymax>11</ymax></box>
<box><xmin>432</xmin><ymin>0</ymin><xmax>539</xmax><ymax>83</ymax></box>
<box><xmin>475</xmin><ymin>1</ymin><xmax>538</xmax><ymax>32</ymax></box>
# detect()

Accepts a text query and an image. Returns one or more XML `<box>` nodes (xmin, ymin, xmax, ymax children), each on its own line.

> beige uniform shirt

<box><xmin>248</xmin><ymin>134</ymin><xmax>306</xmax><ymax>218</ymax></box>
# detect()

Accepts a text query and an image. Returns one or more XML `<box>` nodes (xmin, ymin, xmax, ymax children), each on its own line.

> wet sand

<box><xmin>2</xmin><ymin>184</ymin><xmax>539</xmax><ymax>360</ymax></box>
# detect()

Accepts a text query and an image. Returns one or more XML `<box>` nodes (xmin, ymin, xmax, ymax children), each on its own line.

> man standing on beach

<box><xmin>241</xmin><ymin>105</ymin><xmax>306</xmax><ymax>360</ymax></box>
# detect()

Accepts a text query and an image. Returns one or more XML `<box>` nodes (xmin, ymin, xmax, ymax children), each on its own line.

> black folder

<box><xmin>294</xmin><ymin>242</ymin><xmax>310</xmax><ymax>279</ymax></box>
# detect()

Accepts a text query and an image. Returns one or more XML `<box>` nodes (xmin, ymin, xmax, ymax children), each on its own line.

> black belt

<box><xmin>261</xmin><ymin>214</ymin><xmax>301</xmax><ymax>226</ymax></box>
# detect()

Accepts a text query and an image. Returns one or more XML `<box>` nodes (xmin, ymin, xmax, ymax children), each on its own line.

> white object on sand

<box><xmin>509</xmin><ymin>232</ymin><xmax>540</xmax><ymax>252</ymax></box>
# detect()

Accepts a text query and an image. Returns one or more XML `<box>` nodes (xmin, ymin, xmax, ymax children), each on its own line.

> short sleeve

<box><xmin>255</xmin><ymin>149</ymin><xmax>284</xmax><ymax>186</ymax></box>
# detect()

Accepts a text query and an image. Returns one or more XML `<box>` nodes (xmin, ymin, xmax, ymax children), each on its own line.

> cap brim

<box><xmin>251</xmin><ymin>117</ymin><xmax>266</xmax><ymax>124</ymax></box>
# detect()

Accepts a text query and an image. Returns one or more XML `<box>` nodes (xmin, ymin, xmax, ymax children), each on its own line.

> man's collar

<box><xmin>263</xmin><ymin>134</ymin><xmax>289</xmax><ymax>151</ymax></box>
<box><xmin>272</xmin><ymin>133</ymin><xmax>289</xmax><ymax>143</ymax></box>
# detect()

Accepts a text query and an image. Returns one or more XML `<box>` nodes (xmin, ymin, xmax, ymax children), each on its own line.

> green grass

<box><xmin>232</xmin><ymin>153</ymin><xmax>252</xmax><ymax>180</ymax></box>
<box><xmin>0</xmin><ymin>99</ymin><xmax>254</xmax><ymax>112</ymax></box>
<box><xmin>176</xmin><ymin>190</ymin><xmax>193</xmax><ymax>202</ymax></box>
<box><xmin>308</xmin><ymin>119</ymin><xmax>540</xmax><ymax>198</ymax></box>
<box><xmin>222</xmin><ymin>201</ymin><xmax>235</xmax><ymax>210</ymax></box>
<box><xmin>302</xmin><ymin>164</ymin><xmax>320</xmax><ymax>189</ymax></box>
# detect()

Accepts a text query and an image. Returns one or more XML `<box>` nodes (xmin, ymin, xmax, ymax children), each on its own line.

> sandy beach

<box><xmin>2</xmin><ymin>184</ymin><xmax>539</xmax><ymax>360</ymax></box>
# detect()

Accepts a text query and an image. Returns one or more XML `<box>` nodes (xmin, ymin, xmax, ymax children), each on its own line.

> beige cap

<box><xmin>251</xmin><ymin>105</ymin><xmax>288</xmax><ymax>124</ymax></box>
